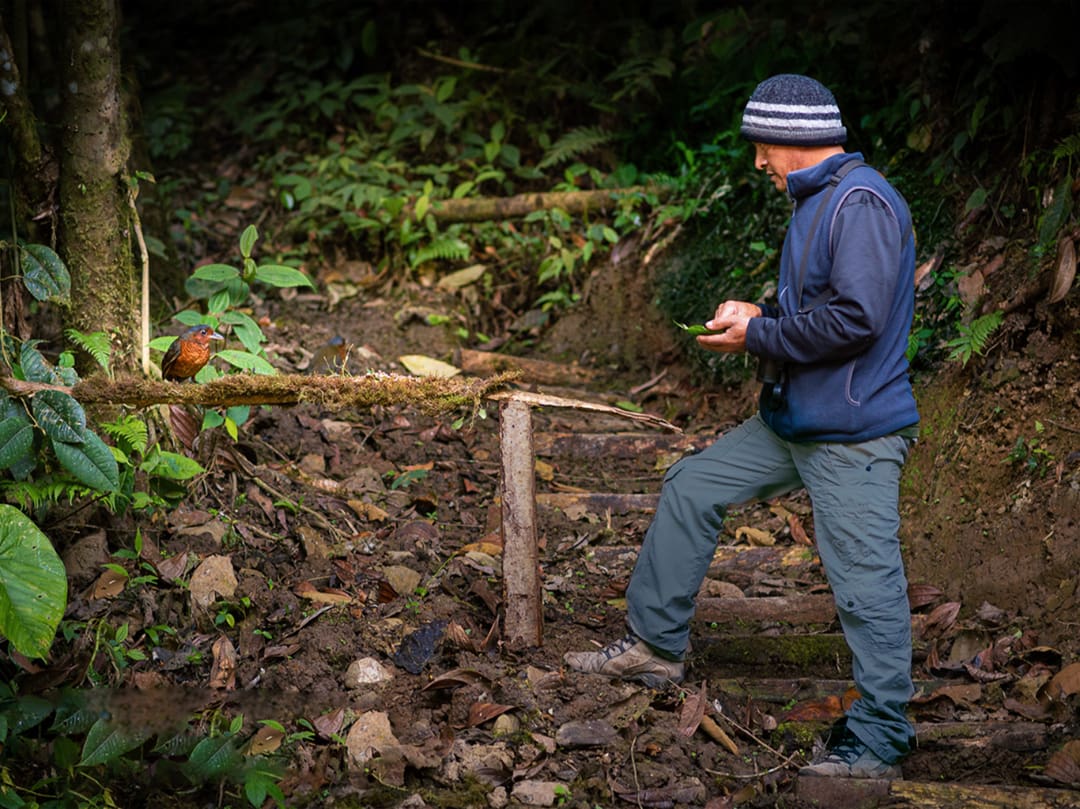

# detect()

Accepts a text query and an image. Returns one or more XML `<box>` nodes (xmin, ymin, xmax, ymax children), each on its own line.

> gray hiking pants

<box><xmin>625</xmin><ymin>414</ymin><xmax>915</xmax><ymax>764</ymax></box>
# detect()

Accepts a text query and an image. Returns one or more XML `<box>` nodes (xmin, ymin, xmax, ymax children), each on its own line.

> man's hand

<box><xmin>696</xmin><ymin>300</ymin><xmax>762</xmax><ymax>354</ymax></box>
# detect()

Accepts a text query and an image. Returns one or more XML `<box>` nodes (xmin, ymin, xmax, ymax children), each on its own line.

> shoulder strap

<box><xmin>793</xmin><ymin>159</ymin><xmax>867</xmax><ymax>310</ymax></box>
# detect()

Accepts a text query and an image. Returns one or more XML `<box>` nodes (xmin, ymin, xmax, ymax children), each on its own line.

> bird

<box><xmin>161</xmin><ymin>325</ymin><xmax>224</xmax><ymax>381</ymax></box>
<box><xmin>306</xmin><ymin>335</ymin><xmax>350</xmax><ymax>374</ymax></box>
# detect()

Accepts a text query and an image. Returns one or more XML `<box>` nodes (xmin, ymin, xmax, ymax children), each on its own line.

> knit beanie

<box><xmin>740</xmin><ymin>74</ymin><xmax>847</xmax><ymax>146</ymax></box>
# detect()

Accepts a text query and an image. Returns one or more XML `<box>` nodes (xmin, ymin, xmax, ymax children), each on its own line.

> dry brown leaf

<box><xmin>1043</xmin><ymin>739</ymin><xmax>1080</xmax><ymax>786</ymax></box>
<box><xmin>457</xmin><ymin>540</ymin><xmax>503</xmax><ymax>557</ymax></box>
<box><xmin>155</xmin><ymin>551</ymin><xmax>190</xmax><ymax>583</ymax></box>
<box><xmin>348</xmin><ymin>501</ymin><xmax>389</xmax><ymax>521</ymax></box>
<box><xmin>189</xmin><ymin>555</ymin><xmax>238</xmax><ymax>610</ymax></box>
<box><xmin>91</xmin><ymin>568</ymin><xmax>127</xmax><ymax>599</ymax></box>
<box><xmin>246</xmin><ymin>724</ymin><xmax>284</xmax><ymax>755</ymax></box>
<box><xmin>780</xmin><ymin>696</ymin><xmax>844</xmax><ymax>722</ymax></box>
<box><xmin>209</xmin><ymin>635</ymin><xmax>237</xmax><ymax>690</ymax></box>
<box><xmin>443</xmin><ymin>621</ymin><xmax>478</xmax><ymax>652</ymax></box>
<box><xmin>734</xmin><ymin>526</ymin><xmax>774</xmax><ymax>547</ymax></box>
<box><xmin>1049</xmin><ymin>236</ymin><xmax>1076</xmax><ymax>304</ymax></box>
<box><xmin>922</xmin><ymin>601</ymin><xmax>961</xmax><ymax>636</ymax></box>
<box><xmin>534</xmin><ymin>459</ymin><xmax>555</xmax><ymax>482</ymax></box>
<box><xmin>678</xmin><ymin>681</ymin><xmax>706</xmax><ymax>738</ymax></box>
<box><xmin>699</xmin><ymin>715</ymin><xmax>739</xmax><ymax>756</ymax></box>
<box><xmin>313</xmin><ymin>707</ymin><xmax>346</xmax><ymax>740</ymax></box>
<box><xmin>907</xmin><ymin>582</ymin><xmax>944</xmax><ymax>610</ymax></box>
<box><xmin>168</xmin><ymin>404</ymin><xmax>198</xmax><ymax>451</ymax></box>
<box><xmin>293</xmin><ymin>581</ymin><xmax>352</xmax><ymax>604</ymax></box>
<box><xmin>787</xmin><ymin>513</ymin><xmax>812</xmax><ymax>546</ymax></box>
<box><xmin>1046</xmin><ymin>661</ymin><xmax>1080</xmax><ymax>700</ymax></box>
<box><xmin>420</xmin><ymin>667</ymin><xmax>490</xmax><ymax>692</ymax></box>
<box><xmin>467</xmin><ymin>702</ymin><xmax>514</xmax><ymax>727</ymax></box>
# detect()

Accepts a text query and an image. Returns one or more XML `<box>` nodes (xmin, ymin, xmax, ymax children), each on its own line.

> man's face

<box><xmin>753</xmin><ymin>142</ymin><xmax>800</xmax><ymax>193</ymax></box>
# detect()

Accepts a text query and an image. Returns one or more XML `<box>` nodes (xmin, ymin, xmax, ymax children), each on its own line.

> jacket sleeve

<box><xmin>746</xmin><ymin>190</ymin><xmax>901</xmax><ymax>364</ymax></box>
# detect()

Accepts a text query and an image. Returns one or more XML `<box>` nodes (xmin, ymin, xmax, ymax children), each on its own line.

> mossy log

<box><xmin>0</xmin><ymin>371</ymin><xmax>520</xmax><ymax>415</ymax></box>
<box><xmin>423</xmin><ymin>186</ymin><xmax>664</xmax><ymax>224</ymax></box>
<box><xmin>797</xmin><ymin>776</ymin><xmax>1078</xmax><ymax>809</ymax></box>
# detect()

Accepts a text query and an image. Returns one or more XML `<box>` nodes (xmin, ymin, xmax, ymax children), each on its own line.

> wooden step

<box><xmin>695</xmin><ymin>593</ymin><xmax>836</xmax><ymax>625</ymax></box>
<box><xmin>536</xmin><ymin>491</ymin><xmax>659</xmax><ymax>513</ymax></box>
<box><xmin>533</xmin><ymin>431</ymin><xmax>709</xmax><ymax>459</ymax></box>
<box><xmin>796</xmin><ymin>776</ymin><xmax>1076</xmax><ymax>809</ymax></box>
<box><xmin>693</xmin><ymin>633</ymin><xmax>851</xmax><ymax>670</ymax></box>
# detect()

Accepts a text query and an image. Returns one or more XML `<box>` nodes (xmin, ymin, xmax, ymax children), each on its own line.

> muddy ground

<box><xmin>37</xmin><ymin>235</ymin><xmax>1080</xmax><ymax>809</ymax></box>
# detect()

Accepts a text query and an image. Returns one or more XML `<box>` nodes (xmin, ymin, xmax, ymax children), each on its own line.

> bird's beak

<box><xmin>211</xmin><ymin>332</ymin><xmax>225</xmax><ymax>341</ymax></box>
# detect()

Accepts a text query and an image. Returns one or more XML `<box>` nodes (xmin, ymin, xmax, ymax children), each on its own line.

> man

<box><xmin>564</xmin><ymin>74</ymin><xmax>919</xmax><ymax>780</ymax></box>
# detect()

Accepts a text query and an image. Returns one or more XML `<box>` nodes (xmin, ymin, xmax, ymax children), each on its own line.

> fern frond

<box><xmin>538</xmin><ymin>127</ymin><xmax>614</xmax><ymax>170</ymax></box>
<box><xmin>2</xmin><ymin>479</ymin><xmax>89</xmax><ymax>511</ymax></box>
<box><xmin>410</xmin><ymin>237</ymin><xmax>470</xmax><ymax>268</ymax></box>
<box><xmin>1052</xmin><ymin>133</ymin><xmax>1080</xmax><ymax>162</ymax></box>
<box><xmin>102</xmin><ymin>415</ymin><xmax>149</xmax><ymax>455</ymax></box>
<box><xmin>65</xmin><ymin>329</ymin><xmax>111</xmax><ymax>373</ymax></box>
<box><xmin>946</xmin><ymin>310</ymin><xmax>1004</xmax><ymax>366</ymax></box>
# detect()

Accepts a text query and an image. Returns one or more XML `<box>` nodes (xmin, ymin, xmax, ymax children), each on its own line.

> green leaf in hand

<box><xmin>673</xmin><ymin>320</ymin><xmax>724</xmax><ymax>336</ymax></box>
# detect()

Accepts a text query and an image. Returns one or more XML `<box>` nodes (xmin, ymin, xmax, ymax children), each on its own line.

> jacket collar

<box><xmin>786</xmin><ymin>151</ymin><xmax>864</xmax><ymax>201</ymax></box>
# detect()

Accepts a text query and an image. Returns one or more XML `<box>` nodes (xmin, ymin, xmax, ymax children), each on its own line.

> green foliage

<box><xmin>538</xmin><ymin>126</ymin><xmax>615</xmax><ymax>170</ymax></box>
<box><xmin>1005</xmin><ymin>421</ymin><xmax>1054</xmax><ymax>477</ymax></box>
<box><xmin>18</xmin><ymin>243</ymin><xmax>71</xmax><ymax>306</ymax></box>
<box><xmin>0</xmin><ymin>505</ymin><xmax>67</xmax><ymax>659</ymax></box>
<box><xmin>0</xmin><ymin>691</ymin><xmax>288</xmax><ymax>807</ymax></box>
<box><xmin>945</xmin><ymin>310</ymin><xmax>1004</xmax><ymax>366</ymax></box>
<box><xmin>64</xmin><ymin>329</ymin><xmax>112</xmax><ymax>376</ymax></box>
<box><xmin>654</xmin><ymin>140</ymin><xmax>789</xmax><ymax>383</ymax></box>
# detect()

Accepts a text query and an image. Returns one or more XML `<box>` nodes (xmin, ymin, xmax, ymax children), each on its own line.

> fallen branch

<box><xmin>423</xmin><ymin>186</ymin><xmax>666</xmax><ymax>224</ymax></box>
<box><xmin>1</xmin><ymin>371</ymin><xmax>519</xmax><ymax>415</ymax></box>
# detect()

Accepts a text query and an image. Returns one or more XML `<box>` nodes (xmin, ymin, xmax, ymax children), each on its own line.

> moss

<box><xmin>772</xmin><ymin>720</ymin><xmax>822</xmax><ymax>750</ymax></box>
<box><xmin>695</xmin><ymin>634</ymin><xmax>850</xmax><ymax>672</ymax></box>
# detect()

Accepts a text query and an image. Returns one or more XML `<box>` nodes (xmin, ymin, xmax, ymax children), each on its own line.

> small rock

<box><xmin>510</xmin><ymin>780</ymin><xmax>566</xmax><ymax>807</ymax></box>
<box><xmin>345</xmin><ymin>711</ymin><xmax>397</xmax><ymax>767</ymax></box>
<box><xmin>382</xmin><ymin>564</ymin><xmax>422</xmax><ymax>597</ymax></box>
<box><xmin>492</xmin><ymin>713</ymin><xmax>520</xmax><ymax>736</ymax></box>
<box><xmin>299</xmin><ymin>452</ymin><xmax>326</xmax><ymax>475</ymax></box>
<box><xmin>555</xmin><ymin>719</ymin><xmax>618</xmax><ymax>748</ymax></box>
<box><xmin>344</xmin><ymin>657</ymin><xmax>394</xmax><ymax>687</ymax></box>
<box><xmin>701</xmin><ymin>578</ymin><xmax>745</xmax><ymax>599</ymax></box>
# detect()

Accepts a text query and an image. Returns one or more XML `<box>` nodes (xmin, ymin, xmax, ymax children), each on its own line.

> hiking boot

<box><xmin>563</xmin><ymin>634</ymin><xmax>684</xmax><ymax>687</ymax></box>
<box><xmin>798</xmin><ymin>725</ymin><xmax>902</xmax><ymax>779</ymax></box>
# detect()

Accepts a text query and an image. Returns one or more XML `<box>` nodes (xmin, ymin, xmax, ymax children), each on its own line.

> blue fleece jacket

<box><xmin>744</xmin><ymin>152</ymin><xmax>919</xmax><ymax>442</ymax></box>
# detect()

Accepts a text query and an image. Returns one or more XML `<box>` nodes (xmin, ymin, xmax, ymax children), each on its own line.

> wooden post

<box><xmin>500</xmin><ymin>397</ymin><xmax>542</xmax><ymax>648</ymax></box>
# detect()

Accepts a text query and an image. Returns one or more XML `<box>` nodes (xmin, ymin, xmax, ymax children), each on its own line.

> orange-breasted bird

<box><xmin>306</xmin><ymin>335</ymin><xmax>350</xmax><ymax>374</ymax></box>
<box><xmin>161</xmin><ymin>325</ymin><xmax>224</xmax><ymax>381</ymax></box>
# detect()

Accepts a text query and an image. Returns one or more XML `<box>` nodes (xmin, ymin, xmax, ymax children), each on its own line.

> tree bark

<box><xmin>58</xmin><ymin>0</ymin><xmax>138</xmax><ymax>375</ymax></box>
<box><xmin>424</xmin><ymin>186</ymin><xmax>662</xmax><ymax>224</ymax></box>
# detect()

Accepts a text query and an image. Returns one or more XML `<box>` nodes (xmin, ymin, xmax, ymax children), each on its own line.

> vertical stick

<box><xmin>500</xmin><ymin>396</ymin><xmax>542</xmax><ymax>648</ymax></box>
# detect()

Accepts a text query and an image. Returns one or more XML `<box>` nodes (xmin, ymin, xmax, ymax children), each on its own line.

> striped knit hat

<box><xmin>740</xmin><ymin>74</ymin><xmax>847</xmax><ymax>146</ymax></box>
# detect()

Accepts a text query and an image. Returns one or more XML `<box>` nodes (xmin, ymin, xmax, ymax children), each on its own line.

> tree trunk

<box><xmin>57</xmin><ymin>0</ymin><xmax>138</xmax><ymax>375</ymax></box>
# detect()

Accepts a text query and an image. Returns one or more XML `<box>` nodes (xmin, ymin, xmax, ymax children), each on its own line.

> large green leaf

<box><xmin>52</xmin><ymin>430</ymin><xmax>120</xmax><ymax>492</ymax></box>
<box><xmin>219</xmin><ymin>310</ymin><xmax>265</xmax><ymax>354</ymax></box>
<box><xmin>31</xmin><ymin>390</ymin><xmax>86</xmax><ymax>444</ymax></box>
<box><xmin>20</xmin><ymin>244</ymin><xmax>71</xmax><ymax>305</ymax></box>
<box><xmin>253</xmin><ymin>264</ymin><xmax>314</xmax><ymax>288</ymax></box>
<box><xmin>6</xmin><ymin>694</ymin><xmax>54</xmax><ymax>736</ymax></box>
<box><xmin>19</xmin><ymin>341</ymin><xmax>57</xmax><ymax>384</ymax></box>
<box><xmin>0</xmin><ymin>416</ymin><xmax>35</xmax><ymax>470</ymax></box>
<box><xmin>190</xmin><ymin>263</ymin><xmax>241</xmax><ymax>283</ymax></box>
<box><xmin>141</xmin><ymin>449</ymin><xmax>204</xmax><ymax>481</ymax></box>
<box><xmin>182</xmin><ymin>733</ymin><xmax>242</xmax><ymax>781</ymax></box>
<box><xmin>79</xmin><ymin>715</ymin><xmax>154</xmax><ymax>767</ymax></box>
<box><xmin>213</xmin><ymin>349</ymin><xmax>277</xmax><ymax>375</ymax></box>
<box><xmin>0</xmin><ymin>505</ymin><xmax>67</xmax><ymax>659</ymax></box>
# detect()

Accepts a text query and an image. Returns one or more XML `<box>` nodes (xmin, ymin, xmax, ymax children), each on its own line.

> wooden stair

<box><xmin>511</xmin><ymin>404</ymin><xmax>1079</xmax><ymax>808</ymax></box>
